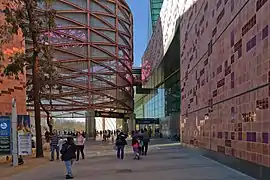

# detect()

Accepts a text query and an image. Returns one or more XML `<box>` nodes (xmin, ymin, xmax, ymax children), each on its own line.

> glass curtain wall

<box><xmin>141</xmin><ymin>27</ymin><xmax>180</xmax><ymax>137</ymax></box>
<box><xmin>134</xmin><ymin>97</ymin><xmax>144</xmax><ymax>118</ymax></box>
<box><xmin>144</xmin><ymin>88</ymin><xmax>165</xmax><ymax>118</ymax></box>
<box><xmin>149</xmin><ymin>0</ymin><xmax>164</xmax><ymax>29</ymax></box>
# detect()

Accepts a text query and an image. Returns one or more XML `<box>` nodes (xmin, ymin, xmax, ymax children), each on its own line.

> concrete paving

<box><xmin>2</xmin><ymin>139</ymin><xmax>255</xmax><ymax>180</ymax></box>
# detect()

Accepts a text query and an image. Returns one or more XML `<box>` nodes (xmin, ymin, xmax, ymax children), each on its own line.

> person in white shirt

<box><xmin>76</xmin><ymin>132</ymin><xmax>85</xmax><ymax>161</ymax></box>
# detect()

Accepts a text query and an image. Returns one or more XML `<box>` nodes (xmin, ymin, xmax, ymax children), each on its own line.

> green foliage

<box><xmin>4</xmin><ymin>52</ymin><xmax>29</xmax><ymax>76</ymax></box>
<box><xmin>26</xmin><ymin>44</ymin><xmax>60</xmax><ymax>100</ymax></box>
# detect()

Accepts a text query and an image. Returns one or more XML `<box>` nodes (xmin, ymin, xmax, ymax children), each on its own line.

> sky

<box><xmin>126</xmin><ymin>0</ymin><xmax>149</xmax><ymax>67</ymax></box>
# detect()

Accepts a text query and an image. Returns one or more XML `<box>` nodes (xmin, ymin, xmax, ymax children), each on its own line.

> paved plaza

<box><xmin>1</xmin><ymin>139</ymin><xmax>255</xmax><ymax>180</ymax></box>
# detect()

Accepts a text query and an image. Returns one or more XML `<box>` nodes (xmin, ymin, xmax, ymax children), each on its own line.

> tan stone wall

<box><xmin>180</xmin><ymin>0</ymin><xmax>270</xmax><ymax>167</ymax></box>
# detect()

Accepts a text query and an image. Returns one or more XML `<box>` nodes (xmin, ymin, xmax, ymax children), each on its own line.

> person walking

<box><xmin>115</xmin><ymin>132</ymin><xmax>127</xmax><ymax>160</ymax></box>
<box><xmin>148</xmin><ymin>128</ymin><xmax>152</xmax><ymax>139</ymax></box>
<box><xmin>50</xmin><ymin>129</ymin><xmax>60</xmax><ymax>161</ymax></box>
<box><xmin>142</xmin><ymin>128</ymin><xmax>150</xmax><ymax>156</ymax></box>
<box><xmin>103</xmin><ymin>131</ymin><xmax>107</xmax><ymax>142</ymax></box>
<box><xmin>132</xmin><ymin>136</ymin><xmax>140</xmax><ymax>160</ymax></box>
<box><xmin>76</xmin><ymin>132</ymin><xmax>85</xmax><ymax>161</ymax></box>
<box><xmin>60</xmin><ymin>137</ymin><xmax>77</xmax><ymax>179</ymax></box>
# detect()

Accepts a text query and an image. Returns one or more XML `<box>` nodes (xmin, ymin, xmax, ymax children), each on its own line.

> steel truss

<box><xmin>27</xmin><ymin>0</ymin><xmax>133</xmax><ymax>118</ymax></box>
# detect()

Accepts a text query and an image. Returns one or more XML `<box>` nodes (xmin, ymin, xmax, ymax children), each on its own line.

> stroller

<box><xmin>132</xmin><ymin>137</ymin><xmax>141</xmax><ymax>160</ymax></box>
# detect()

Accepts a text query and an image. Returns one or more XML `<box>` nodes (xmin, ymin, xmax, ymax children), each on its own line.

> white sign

<box><xmin>17</xmin><ymin>115</ymin><xmax>32</xmax><ymax>156</ymax></box>
<box><xmin>18</xmin><ymin>132</ymin><xmax>32</xmax><ymax>156</ymax></box>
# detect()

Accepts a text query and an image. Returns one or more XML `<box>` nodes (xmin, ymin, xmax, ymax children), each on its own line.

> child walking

<box><xmin>132</xmin><ymin>137</ymin><xmax>140</xmax><ymax>160</ymax></box>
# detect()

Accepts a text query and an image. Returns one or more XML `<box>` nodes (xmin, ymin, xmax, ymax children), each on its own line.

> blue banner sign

<box><xmin>135</xmin><ymin>118</ymin><xmax>160</xmax><ymax>124</ymax></box>
<box><xmin>0</xmin><ymin>116</ymin><xmax>11</xmax><ymax>155</ymax></box>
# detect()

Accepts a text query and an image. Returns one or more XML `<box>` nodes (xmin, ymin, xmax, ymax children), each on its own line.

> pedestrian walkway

<box><xmin>0</xmin><ymin>139</ymin><xmax>117</xmax><ymax>178</ymax></box>
<box><xmin>2</xmin><ymin>140</ymin><xmax>255</xmax><ymax>180</ymax></box>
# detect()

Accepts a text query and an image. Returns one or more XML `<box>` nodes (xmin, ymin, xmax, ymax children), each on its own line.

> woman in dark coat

<box><xmin>60</xmin><ymin>137</ymin><xmax>76</xmax><ymax>179</ymax></box>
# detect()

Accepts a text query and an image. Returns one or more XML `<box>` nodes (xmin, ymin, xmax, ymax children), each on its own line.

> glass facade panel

<box><xmin>102</xmin><ymin>31</ymin><xmax>116</xmax><ymax>41</ymax></box>
<box><xmin>142</xmin><ymin>88</ymin><xmax>165</xmax><ymax>118</ymax></box>
<box><xmin>65</xmin><ymin>45</ymin><xmax>87</xmax><ymax>56</ymax></box>
<box><xmin>149</xmin><ymin>0</ymin><xmax>164</xmax><ymax>29</ymax></box>
<box><xmin>67</xmin><ymin>0</ymin><xmax>87</xmax><ymax>8</ymax></box>
<box><xmin>98</xmin><ymin>45</ymin><xmax>116</xmax><ymax>54</ymax></box>
<box><xmin>90</xmin><ymin>32</ymin><xmax>111</xmax><ymax>42</ymax></box>
<box><xmin>91</xmin><ymin>47</ymin><xmax>110</xmax><ymax>58</ymax></box>
<box><xmin>53</xmin><ymin>1</ymin><xmax>75</xmax><ymax>10</ymax></box>
<box><xmin>61</xmin><ymin>13</ymin><xmax>87</xmax><ymax>24</ymax></box>
<box><xmin>90</xmin><ymin>17</ymin><xmax>110</xmax><ymax>28</ymax></box>
<box><xmin>134</xmin><ymin>27</ymin><xmax>180</xmax><ymax>137</ymax></box>
<box><xmin>100</xmin><ymin>15</ymin><xmax>116</xmax><ymax>27</ymax></box>
<box><xmin>90</xmin><ymin>1</ymin><xmax>108</xmax><ymax>13</ymax></box>
<box><xmin>99</xmin><ymin>0</ymin><xmax>115</xmax><ymax>13</ymax></box>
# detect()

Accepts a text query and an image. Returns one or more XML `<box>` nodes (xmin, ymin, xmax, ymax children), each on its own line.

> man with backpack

<box><xmin>115</xmin><ymin>132</ymin><xmax>128</xmax><ymax>160</ymax></box>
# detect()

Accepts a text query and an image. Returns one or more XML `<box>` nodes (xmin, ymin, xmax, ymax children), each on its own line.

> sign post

<box><xmin>12</xmin><ymin>98</ymin><xmax>18</xmax><ymax>166</ymax></box>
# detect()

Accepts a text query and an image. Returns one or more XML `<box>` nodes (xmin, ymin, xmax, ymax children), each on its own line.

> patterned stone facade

<box><xmin>180</xmin><ymin>0</ymin><xmax>270</xmax><ymax>167</ymax></box>
<box><xmin>0</xmin><ymin>6</ymin><xmax>27</xmax><ymax>115</ymax></box>
<box><xmin>142</xmin><ymin>0</ymin><xmax>183</xmax><ymax>84</ymax></box>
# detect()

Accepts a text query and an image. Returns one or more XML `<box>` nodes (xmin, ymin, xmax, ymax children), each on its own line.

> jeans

<box><xmin>117</xmin><ymin>145</ymin><xmax>124</xmax><ymax>159</ymax></box>
<box><xmin>51</xmin><ymin>145</ymin><xmax>59</xmax><ymax>160</ymax></box>
<box><xmin>76</xmin><ymin>145</ymin><xmax>85</xmax><ymax>160</ymax></box>
<box><xmin>64</xmin><ymin>160</ymin><xmax>73</xmax><ymax>177</ymax></box>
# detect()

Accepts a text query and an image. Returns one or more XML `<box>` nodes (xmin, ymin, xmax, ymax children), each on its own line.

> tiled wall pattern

<box><xmin>0</xmin><ymin>10</ymin><xmax>27</xmax><ymax>115</ymax></box>
<box><xmin>180</xmin><ymin>0</ymin><xmax>270</xmax><ymax>167</ymax></box>
<box><xmin>142</xmin><ymin>0</ymin><xmax>183</xmax><ymax>84</ymax></box>
<box><xmin>141</xmin><ymin>19</ymin><xmax>164</xmax><ymax>84</ymax></box>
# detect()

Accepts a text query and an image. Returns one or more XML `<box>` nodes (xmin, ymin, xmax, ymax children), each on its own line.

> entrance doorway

<box><xmin>135</xmin><ymin>118</ymin><xmax>160</xmax><ymax>136</ymax></box>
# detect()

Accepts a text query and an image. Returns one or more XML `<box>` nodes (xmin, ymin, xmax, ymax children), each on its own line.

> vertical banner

<box><xmin>17</xmin><ymin>115</ymin><xmax>32</xmax><ymax>155</ymax></box>
<box><xmin>0</xmin><ymin>116</ymin><xmax>11</xmax><ymax>155</ymax></box>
